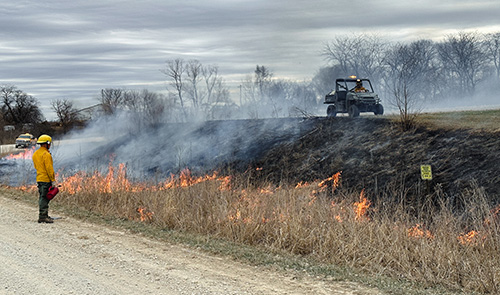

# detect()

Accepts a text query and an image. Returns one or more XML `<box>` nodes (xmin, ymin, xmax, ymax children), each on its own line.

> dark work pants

<box><xmin>37</xmin><ymin>182</ymin><xmax>52</xmax><ymax>218</ymax></box>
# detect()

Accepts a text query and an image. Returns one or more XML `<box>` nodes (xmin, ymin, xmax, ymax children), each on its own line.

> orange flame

<box><xmin>60</xmin><ymin>162</ymin><xmax>135</xmax><ymax>194</ymax></box>
<box><xmin>407</xmin><ymin>224</ymin><xmax>434</xmax><ymax>240</ymax></box>
<box><xmin>259</xmin><ymin>186</ymin><xmax>274</xmax><ymax>195</ymax></box>
<box><xmin>354</xmin><ymin>189</ymin><xmax>371</xmax><ymax>221</ymax></box>
<box><xmin>318</xmin><ymin>171</ymin><xmax>341</xmax><ymax>193</ymax></box>
<box><xmin>218</xmin><ymin>175</ymin><xmax>232</xmax><ymax>191</ymax></box>
<box><xmin>137</xmin><ymin>206</ymin><xmax>154</xmax><ymax>222</ymax></box>
<box><xmin>16</xmin><ymin>184</ymin><xmax>37</xmax><ymax>192</ymax></box>
<box><xmin>228</xmin><ymin>208</ymin><xmax>242</xmax><ymax>222</ymax></box>
<box><xmin>457</xmin><ymin>230</ymin><xmax>484</xmax><ymax>246</ymax></box>
<box><xmin>295</xmin><ymin>181</ymin><xmax>310</xmax><ymax>189</ymax></box>
<box><xmin>330</xmin><ymin>201</ymin><xmax>343</xmax><ymax>222</ymax></box>
<box><xmin>308</xmin><ymin>194</ymin><xmax>317</xmax><ymax>206</ymax></box>
<box><xmin>161</xmin><ymin>168</ymin><xmax>222</xmax><ymax>189</ymax></box>
<box><xmin>484</xmin><ymin>204</ymin><xmax>500</xmax><ymax>226</ymax></box>
<box><xmin>492</xmin><ymin>204</ymin><xmax>500</xmax><ymax>216</ymax></box>
<box><xmin>4</xmin><ymin>146</ymin><xmax>36</xmax><ymax>160</ymax></box>
<box><xmin>60</xmin><ymin>164</ymin><xmax>231</xmax><ymax>196</ymax></box>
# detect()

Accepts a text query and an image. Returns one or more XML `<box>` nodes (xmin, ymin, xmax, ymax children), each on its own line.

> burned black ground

<box><xmin>211</xmin><ymin>116</ymin><xmax>499</xmax><ymax>204</ymax></box>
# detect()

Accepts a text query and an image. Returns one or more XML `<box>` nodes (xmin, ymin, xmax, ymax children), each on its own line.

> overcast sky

<box><xmin>1</xmin><ymin>0</ymin><xmax>500</xmax><ymax>119</ymax></box>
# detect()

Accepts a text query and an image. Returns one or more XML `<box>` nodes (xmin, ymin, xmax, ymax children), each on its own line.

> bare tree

<box><xmin>140</xmin><ymin>90</ymin><xmax>166</xmax><ymax>127</ymax></box>
<box><xmin>204</xmin><ymin>73</ymin><xmax>232</xmax><ymax>120</ymax></box>
<box><xmin>384</xmin><ymin>40</ymin><xmax>437</xmax><ymax>129</ymax></box>
<box><xmin>323</xmin><ymin>33</ymin><xmax>387</xmax><ymax>81</ymax></box>
<box><xmin>124</xmin><ymin>89</ymin><xmax>165</xmax><ymax>129</ymax></box>
<box><xmin>162</xmin><ymin>58</ymin><xmax>232</xmax><ymax>121</ymax></box>
<box><xmin>241</xmin><ymin>65</ymin><xmax>319</xmax><ymax>118</ymax></box>
<box><xmin>51</xmin><ymin>99</ymin><xmax>80</xmax><ymax>131</ymax></box>
<box><xmin>122</xmin><ymin>89</ymin><xmax>141</xmax><ymax>110</ymax></box>
<box><xmin>254</xmin><ymin>65</ymin><xmax>273</xmax><ymax>102</ymax></box>
<box><xmin>323</xmin><ymin>37</ymin><xmax>353</xmax><ymax>75</ymax></box>
<box><xmin>241</xmin><ymin>74</ymin><xmax>259</xmax><ymax>118</ymax></box>
<box><xmin>202</xmin><ymin>65</ymin><xmax>220</xmax><ymax>105</ymax></box>
<box><xmin>1</xmin><ymin>85</ymin><xmax>43</xmax><ymax>125</ymax></box>
<box><xmin>99</xmin><ymin>88</ymin><xmax>125</xmax><ymax>115</ymax></box>
<box><xmin>212</xmin><ymin>78</ymin><xmax>230</xmax><ymax>105</ymax></box>
<box><xmin>1</xmin><ymin>85</ymin><xmax>17</xmax><ymax>123</ymax></box>
<box><xmin>185</xmin><ymin>59</ymin><xmax>203</xmax><ymax>109</ymax></box>
<box><xmin>436</xmin><ymin>32</ymin><xmax>488</xmax><ymax>95</ymax></box>
<box><xmin>238</xmin><ymin>66</ymin><xmax>274</xmax><ymax>118</ymax></box>
<box><xmin>161</xmin><ymin>58</ymin><xmax>187</xmax><ymax>119</ymax></box>
<box><xmin>485</xmin><ymin>32</ymin><xmax>500</xmax><ymax>80</ymax></box>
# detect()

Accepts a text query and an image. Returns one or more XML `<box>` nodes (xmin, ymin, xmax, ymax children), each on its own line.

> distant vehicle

<box><xmin>324</xmin><ymin>76</ymin><xmax>384</xmax><ymax>117</ymax></box>
<box><xmin>3</xmin><ymin>125</ymin><xmax>15</xmax><ymax>132</ymax></box>
<box><xmin>15</xmin><ymin>133</ymin><xmax>36</xmax><ymax>148</ymax></box>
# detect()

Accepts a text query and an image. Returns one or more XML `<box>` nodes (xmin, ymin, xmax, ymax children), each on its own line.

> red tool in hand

<box><xmin>47</xmin><ymin>185</ymin><xmax>60</xmax><ymax>200</ymax></box>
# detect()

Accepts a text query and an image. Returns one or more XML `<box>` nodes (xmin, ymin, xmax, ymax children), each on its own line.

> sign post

<box><xmin>420</xmin><ymin>165</ymin><xmax>432</xmax><ymax>195</ymax></box>
<box><xmin>420</xmin><ymin>165</ymin><xmax>432</xmax><ymax>180</ymax></box>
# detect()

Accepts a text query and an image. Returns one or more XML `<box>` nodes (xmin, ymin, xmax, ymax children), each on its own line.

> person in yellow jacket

<box><xmin>32</xmin><ymin>134</ymin><xmax>56</xmax><ymax>223</ymax></box>
<box><xmin>354</xmin><ymin>79</ymin><xmax>367</xmax><ymax>93</ymax></box>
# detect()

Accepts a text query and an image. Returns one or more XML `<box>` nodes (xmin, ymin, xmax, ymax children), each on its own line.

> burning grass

<box><xmin>3</xmin><ymin>146</ymin><xmax>35</xmax><ymax>160</ymax></box>
<box><xmin>12</xmin><ymin>162</ymin><xmax>496</xmax><ymax>294</ymax></box>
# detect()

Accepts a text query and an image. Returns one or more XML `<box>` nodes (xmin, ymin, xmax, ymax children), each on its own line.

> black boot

<box><xmin>38</xmin><ymin>216</ymin><xmax>54</xmax><ymax>223</ymax></box>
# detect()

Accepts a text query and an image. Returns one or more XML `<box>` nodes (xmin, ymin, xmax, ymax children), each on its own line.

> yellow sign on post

<box><xmin>420</xmin><ymin>165</ymin><xmax>432</xmax><ymax>180</ymax></box>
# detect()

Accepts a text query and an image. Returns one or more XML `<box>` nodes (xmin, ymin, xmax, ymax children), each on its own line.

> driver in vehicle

<box><xmin>354</xmin><ymin>80</ymin><xmax>367</xmax><ymax>92</ymax></box>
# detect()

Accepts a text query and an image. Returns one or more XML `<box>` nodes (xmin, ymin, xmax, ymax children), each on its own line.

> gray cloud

<box><xmin>1</xmin><ymin>0</ymin><xmax>499</xmax><ymax>119</ymax></box>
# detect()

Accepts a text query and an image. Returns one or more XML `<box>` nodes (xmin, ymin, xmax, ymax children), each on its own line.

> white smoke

<box><xmin>52</xmin><ymin>111</ymin><xmax>308</xmax><ymax>181</ymax></box>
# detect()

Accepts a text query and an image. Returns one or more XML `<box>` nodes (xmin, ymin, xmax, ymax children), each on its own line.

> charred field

<box><xmin>173</xmin><ymin>115</ymin><xmax>500</xmax><ymax>205</ymax></box>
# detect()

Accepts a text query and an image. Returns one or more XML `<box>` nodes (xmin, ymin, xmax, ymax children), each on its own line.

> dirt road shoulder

<box><xmin>0</xmin><ymin>193</ymin><xmax>382</xmax><ymax>295</ymax></box>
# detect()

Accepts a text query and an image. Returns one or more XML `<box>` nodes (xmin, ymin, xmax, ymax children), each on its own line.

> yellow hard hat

<box><xmin>36</xmin><ymin>134</ymin><xmax>52</xmax><ymax>144</ymax></box>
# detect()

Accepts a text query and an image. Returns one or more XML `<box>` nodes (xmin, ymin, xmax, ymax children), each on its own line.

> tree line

<box><xmin>1</xmin><ymin>31</ymin><xmax>499</xmax><ymax>135</ymax></box>
<box><xmin>322</xmin><ymin>32</ymin><xmax>500</xmax><ymax>96</ymax></box>
<box><xmin>321</xmin><ymin>31</ymin><xmax>500</xmax><ymax>127</ymax></box>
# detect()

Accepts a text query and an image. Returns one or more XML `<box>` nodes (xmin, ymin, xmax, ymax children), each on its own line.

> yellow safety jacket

<box><xmin>32</xmin><ymin>146</ymin><xmax>55</xmax><ymax>183</ymax></box>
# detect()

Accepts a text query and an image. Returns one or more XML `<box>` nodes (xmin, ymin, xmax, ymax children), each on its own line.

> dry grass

<box><xmin>416</xmin><ymin>109</ymin><xmax>500</xmax><ymax>131</ymax></box>
<box><xmin>35</xmin><ymin>166</ymin><xmax>500</xmax><ymax>294</ymax></box>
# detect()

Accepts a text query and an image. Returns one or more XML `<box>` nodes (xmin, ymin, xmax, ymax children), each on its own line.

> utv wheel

<box><xmin>374</xmin><ymin>104</ymin><xmax>384</xmax><ymax>115</ymax></box>
<box><xmin>327</xmin><ymin>105</ymin><xmax>337</xmax><ymax>117</ymax></box>
<box><xmin>348</xmin><ymin>105</ymin><xmax>360</xmax><ymax>117</ymax></box>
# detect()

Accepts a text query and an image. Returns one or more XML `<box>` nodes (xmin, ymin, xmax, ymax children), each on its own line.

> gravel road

<box><xmin>0</xmin><ymin>194</ymin><xmax>381</xmax><ymax>295</ymax></box>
